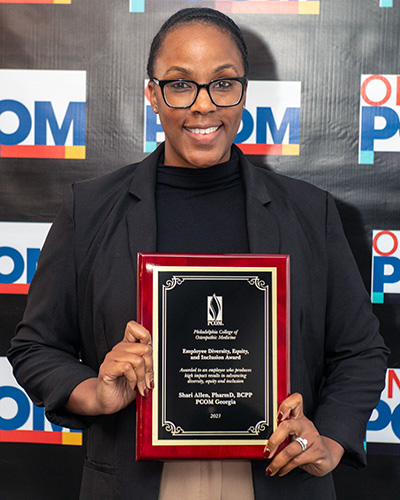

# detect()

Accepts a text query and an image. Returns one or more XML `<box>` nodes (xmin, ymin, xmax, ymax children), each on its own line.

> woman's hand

<box><xmin>263</xmin><ymin>393</ymin><xmax>344</xmax><ymax>478</ymax></box>
<box><xmin>66</xmin><ymin>321</ymin><xmax>154</xmax><ymax>416</ymax></box>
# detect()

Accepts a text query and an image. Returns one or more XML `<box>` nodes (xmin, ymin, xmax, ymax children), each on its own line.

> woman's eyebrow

<box><xmin>163</xmin><ymin>63</ymin><xmax>241</xmax><ymax>78</ymax></box>
<box><xmin>164</xmin><ymin>66</ymin><xmax>192</xmax><ymax>77</ymax></box>
<box><xmin>213</xmin><ymin>63</ymin><xmax>241</xmax><ymax>75</ymax></box>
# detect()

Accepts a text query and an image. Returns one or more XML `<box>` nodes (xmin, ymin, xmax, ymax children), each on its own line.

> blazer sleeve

<box><xmin>7</xmin><ymin>186</ymin><xmax>97</xmax><ymax>429</ymax></box>
<box><xmin>312</xmin><ymin>193</ymin><xmax>389</xmax><ymax>467</ymax></box>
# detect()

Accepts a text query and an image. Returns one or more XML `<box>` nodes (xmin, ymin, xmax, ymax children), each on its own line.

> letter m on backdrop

<box><xmin>35</xmin><ymin>102</ymin><xmax>85</xmax><ymax>145</ymax></box>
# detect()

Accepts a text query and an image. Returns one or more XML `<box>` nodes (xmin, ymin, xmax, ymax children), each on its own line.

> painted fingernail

<box><xmin>143</xmin><ymin>387</ymin><xmax>150</xmax><ymax>398</ymax></box>
<box><xmin>263</xmin><ymin>448</ymin><xmax>271</xmax><ymax>459</ymax></box>
<box><xmin>265</xmin><ymin>468</ymin><xmax>272</xmax><ymax>476</ymax></box>
<box><xmin>150</xmin><ymin>379</ymin><xmax>155</xmax><ymax>390</ymax></box>
<box><xmin>277</xmin><ymin>411</ymin><xmax>284</xmax><ymax>422</ymax></box>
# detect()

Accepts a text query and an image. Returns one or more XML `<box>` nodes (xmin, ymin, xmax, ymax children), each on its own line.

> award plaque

<box><xmin>136</xmin><ymin>253</ymin><xmax>290</xmax><ymax>460</ymax></box>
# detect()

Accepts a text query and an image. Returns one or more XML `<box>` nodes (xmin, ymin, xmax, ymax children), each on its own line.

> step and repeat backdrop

<box><xmin>1</xmin><ymin>0</ymin><xmax>400</xmax><ymax>498</ymax></box>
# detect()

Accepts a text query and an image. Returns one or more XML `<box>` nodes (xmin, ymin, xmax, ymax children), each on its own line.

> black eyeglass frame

<box><xmin>151</xmin><ymin>76</ymin><xmax>247</xmax><ymax>109</ymax></box>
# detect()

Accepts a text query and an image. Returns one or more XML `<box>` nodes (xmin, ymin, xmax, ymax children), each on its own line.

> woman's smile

<box><xmin>183</xmin><ymin>123</ymin><xmax>223</xmax><ymax>146</ymax></box>
<box><xmin>184</xmin><ymin>125</ymin><xmax>221</xmax><ymax>135</ymax></box>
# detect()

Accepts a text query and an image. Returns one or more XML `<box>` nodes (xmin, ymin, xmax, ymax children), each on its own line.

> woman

<box><xmin>8</xmin><ymin>7</ymin><xmax>388</xmax><ymax>500</ymax></box>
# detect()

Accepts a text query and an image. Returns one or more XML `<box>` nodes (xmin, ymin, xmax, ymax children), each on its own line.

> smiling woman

<box><xmin>8</xmin><ymin>6</ymin><xmax>388</xmax><ymax>500</ymax></box>
<box><xmin>148</xmin><ymin>22</ymin><xmax>247</xmax><ymax>168</ymax></box>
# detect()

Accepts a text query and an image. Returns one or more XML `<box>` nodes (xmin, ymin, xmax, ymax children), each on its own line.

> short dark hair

<box><xmin>147</xmin><ymin>7</ymin><xmax>249</xmax><ymax>79</ymax></box>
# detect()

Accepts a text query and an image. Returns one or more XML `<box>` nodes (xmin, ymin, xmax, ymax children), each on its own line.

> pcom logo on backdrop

<box><xmin>359</xmin><ymin>75</ymin><xmax>400</xmax><ymax>165</ymax></box>
<box><xmin>144</xmin><ymin>80</ymin><xmax>301</xmax><ymax>156</ymax></box>
<box><xmin>0</xmin><ymin>70</ymin><xmax>86</xmax><ymax>159</ymax></box>
<box><xmin>0</xmin><ymin>222</ymin><xmax>51</xmax><ymax>295</ymax></box>
<box><xmin>379</xmin><ymin>0</ymin><xmax>394</xmax><ymax>7</ymax></box>
<box><xmin>0</xmin><ymin>357</ymin><xmax>81</xmax><ymax>446</ymax></box>
<box><xmin>367</xmin><ymin>369</ymin><xmax>400</xmax><ymax>445</ymax></box>
<box><xmin>130</xmin><ymin>0</ymin><xmax>319</xmax><ymax>15</ymax></box>
<box><xmin>371</xmin><ymin>230</ymin><xmax>400</xmax><ymax>304</ymax></box>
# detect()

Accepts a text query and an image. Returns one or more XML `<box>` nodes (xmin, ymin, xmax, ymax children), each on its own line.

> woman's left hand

<box><xmin>264</xmin><ymin>393</ymin><xmax>344</xmax><ymax>478</ymax></box>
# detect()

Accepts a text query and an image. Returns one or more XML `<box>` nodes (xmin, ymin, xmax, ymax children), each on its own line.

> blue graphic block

<box><xmin>359</xmin><ymin>150</ymin><xmax>374</xmax><ymax>164</ymax></box>
<box><xmin>372</xmin><ymin>292</ymin><xmax>384</xmax><ymax>304</ymax></box>
<box><xmin>130</xmin><ymin>0</ymin><xmax>145</xmax><ymax>13</ymax></box>
<box><xmin>380</xmin><ymin>0</ymin><xmax>393</xmax><ymax>7</ymax></box>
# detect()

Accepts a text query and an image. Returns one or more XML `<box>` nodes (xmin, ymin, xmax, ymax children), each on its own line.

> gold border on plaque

<box><xmin>151</xmin><ymin>266</ymin><xmax>278</xmax><ymax>447</ymax></box>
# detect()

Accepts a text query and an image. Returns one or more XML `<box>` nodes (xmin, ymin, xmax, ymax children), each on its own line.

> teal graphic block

<box><xmin>130</xmin><ymin>0</ymin><xmax>145</xmax><ymax>13</ymax></box>
<box><xmin>145</xmin><ymin>141</ymin><xmax>157</xmax><ymax>153</ymax></box>
<box><xmin>359</xmin><ymin>150</ymin><xmax>374</xmax><ymax>164</ymax></box>
<box><xmin>372</xmin><ymin>292</ymin><xmax>384</xmax><ymax>304</ymax></box>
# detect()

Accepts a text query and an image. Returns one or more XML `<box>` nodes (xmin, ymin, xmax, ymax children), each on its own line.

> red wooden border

<box><xmin>136</xmin><ymin>253</ymin><xmax>290</xmax><ymax>460</ymax></box>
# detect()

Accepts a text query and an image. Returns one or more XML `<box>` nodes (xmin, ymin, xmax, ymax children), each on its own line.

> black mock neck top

<box><xmin>156</xmin><ymin>149</ymin><xmax>249</xmax><ymax>254</ymax></box>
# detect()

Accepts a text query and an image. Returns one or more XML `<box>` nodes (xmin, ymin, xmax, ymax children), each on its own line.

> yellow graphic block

<box><xmin>282</xmin><ymin>144</ymin><xmax>300</xmax><ymax>156</ymax></box>
<box><xmin>62</xmin><ymin>432</ymin><xmax>83</xmax><ymax>446</ymax></box>
<box><xmin>65</xmin><ymin>146</ymin><xmax>86</xmax><ymax>159</ymax></box>
<box><xmin>299</xmin><ymin>1</ymin><xmax>320</xmax><ymax>15</ymax></box>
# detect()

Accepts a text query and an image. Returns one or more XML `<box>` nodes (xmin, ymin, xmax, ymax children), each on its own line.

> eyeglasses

<box><xmin>151</xmin><ymin>76</ymin><xmax>247</xmax><ymax>109</ymax></box>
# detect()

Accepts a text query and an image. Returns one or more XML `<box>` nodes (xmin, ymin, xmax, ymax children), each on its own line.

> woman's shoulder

<box><xmin>59</xmin><ymin>148</ymin><xmax>162</xmax><ymax>241</ymax></box>
<box><xmin>241</xmin><ymin>158</ymin><xmax>330</xmax><ymax>214</ymax></box>
<box><xmin>259</xmin><ymin>165</ymin><xmax>326</xmax><ymax>198</ymax></box>
<box><xmin>71</xmin><ymin>146</ymin><xmax>162</xmax><ymax>212</ymax></box>
<box><xmin>236</xmin><ymin>146</ymin><xmax>329</xmax><ymax>205</ymax></box>
<box><xmin>73</xmin><ymin>161</ymin><xmax>139</xmax><ymax>201</ymax></box>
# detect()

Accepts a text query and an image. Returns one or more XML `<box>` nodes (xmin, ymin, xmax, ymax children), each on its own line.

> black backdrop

<box><xmin>1</xmin><ymin>1</ymin><xmax>400</xmax><ymax>498</ymax></box>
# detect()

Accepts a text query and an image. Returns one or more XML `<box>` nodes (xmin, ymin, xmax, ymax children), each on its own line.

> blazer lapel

<box><xmin>125</xmin><ymin>144</ymin><xmax>281</xmax><ymax>277</ymax></box>
<box><xmin>238</xmin><ymin>150</ymin><xmax>281</xmax><ymax>255</ymax></box>
<box><xmin>126</xmin><ymin>147</ymin><xmax>162</xmax><ymax>278</ymax></box>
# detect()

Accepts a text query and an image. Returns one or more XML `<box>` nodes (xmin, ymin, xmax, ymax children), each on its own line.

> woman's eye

<box><xmin>169</xmin><ymin>81</ymin><xmax>192</xmax><ymax>91</ymax></box>
<box><xmin>213</xmin><ymin>80</ymin><xmax>233</xmax><ymax>90</ymax></box>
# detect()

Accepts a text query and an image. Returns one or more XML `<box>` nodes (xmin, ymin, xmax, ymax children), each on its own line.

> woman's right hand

<box><xmin>66</xmin><ymin>320</ymin><xmax>154</xmax><ymax>416</ymax></box>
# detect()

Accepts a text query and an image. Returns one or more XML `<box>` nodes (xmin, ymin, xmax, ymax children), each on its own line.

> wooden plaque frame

<box><xmin>136</xmin><ymin>253</ymin><xmax>290</xmax><ymax>460</ymax></box>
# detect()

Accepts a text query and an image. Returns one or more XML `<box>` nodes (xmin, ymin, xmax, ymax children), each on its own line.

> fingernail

<box><xmin>277</xmin><ymin>411</ymin><xmax>284</xmax><ymax>422</ymax></box>
<box><xmin>150</xmin><ymin>379</ymin><xmax>155</xmax><ymax>390</ymax></box>
<box><xmin>265</xmin><ymin>468</ymin><xmax>272</xmax><ymax>477</ymax></box>
<box><xmin>263</xmin><ymin>448</ymin><xmax>271</xmax><ymax>459</ymax></box>
<box><xmin>143</xmin><ymin>387</ymin><xmax>150</xmax><ymax>398</ymax></box>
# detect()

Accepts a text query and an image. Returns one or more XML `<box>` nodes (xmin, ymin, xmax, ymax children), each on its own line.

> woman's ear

<box><xmin>147</xmin><ymin>81</ymin><xmax>159</xmax><ymax>114</ymax></box>
<box><xmin>242</xmin><ymin>81</ymin><xmax>248</xmax><ymax>109</ymax></box>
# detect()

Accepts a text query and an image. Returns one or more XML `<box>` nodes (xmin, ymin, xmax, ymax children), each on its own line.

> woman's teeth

<box><xmin>186</xmin><ymin>126</ymin><xmax>219</xmax><ymax>135</ymax></box>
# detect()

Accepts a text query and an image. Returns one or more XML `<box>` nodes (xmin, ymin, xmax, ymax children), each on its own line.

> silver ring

<box><xmin>294</xmin><ymin>436</ymin><xmax>308</xmax><ymax>452</ymax></box>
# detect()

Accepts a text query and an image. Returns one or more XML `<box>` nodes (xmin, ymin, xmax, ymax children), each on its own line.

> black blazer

<box><xmin>8</xmin><ymin>144</ymin><xmax>388</xmax><ymax>500</ymax></box>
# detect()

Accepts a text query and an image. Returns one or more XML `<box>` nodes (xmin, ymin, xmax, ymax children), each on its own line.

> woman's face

<box><xmin>148</xmin><ymin>23</ymin><xmax>247</xmax><ymax>169</ymax></box>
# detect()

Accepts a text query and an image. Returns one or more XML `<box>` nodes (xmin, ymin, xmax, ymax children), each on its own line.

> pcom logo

<box><xmin>130</xmin><ymin>0</ymin><xmax>319</xmax><ymax>14</ymax></box>
<box><xmin>144</xmin><ymin>80</ymin><xmax>301</xmax><ymax>156</ymax></box>
<box><xmin>0</xmin><ymin>222</ymin><xmax>51</xmax><ymax>295</ymax></box>
<box><xmin>0</xmin><ymin>0</ymin><xmax>70</xmax><ymax>4</ymax></box>
<box><xmin>0</xmin><ymin>70</ymin><xmax>86</xmax><ymax>159</ymax></box>
<box><xmin>379</xmin><ymin>0</ymin><xmax>394</xmax><ymax>7</ymax></box>
<box><xmin>0</xmin><ymin>357</ymin><xmax>82</xmax><ymax>446</ymax></box>
<box><xmin>359</xmin><ymin>75</ymin><xmax>400</xmax><ymax>164</ymax></box>
<box><xmin>367</xmin><ymin>369</ymin><xmax>400</xmax><ymax>444</ymax></box>
<box><xmin>207</xmin><ymin>294</ymin><xmax>223</xmax><ymax>326</ymax></box>
<box><xmin>371</xmin><ymin>230</ymin><xmax>400</xmax><ymax>304</ymax></box>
